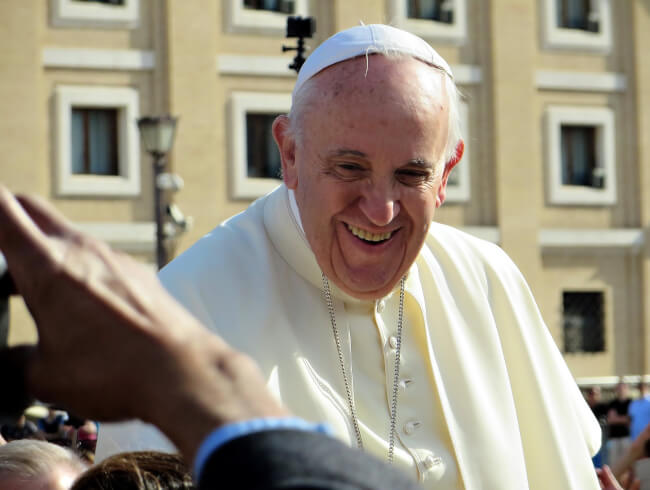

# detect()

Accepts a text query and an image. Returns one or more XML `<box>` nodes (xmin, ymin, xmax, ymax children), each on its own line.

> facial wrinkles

<box><xmin>304</xmin><ymin>67</ymin><xmax>446</xmax><ymax>218</ymax></box>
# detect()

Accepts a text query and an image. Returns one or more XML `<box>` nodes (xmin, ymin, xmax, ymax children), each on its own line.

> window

<box><xmin>243</xmin><ymin>0</ymin><xmax>294</xmax><ymax>13</ymax></box>
<box><xmin>55</xmin><ymin>85</ymin><xmax>140</xmax><ymax>197</ymax></box>
<box><xmin>545</xmin><ymin>106</ymin><xmax>615</xmax><ymax>205</ymax></box>
<box><xmin>229</xmin><ymin>92</ymin><xmax>291</xmax><ymax>199</ymax></box>
<box><xmin>563</xmin><ymin>291</ymin><xmax>605</xmax><ymax>353</ymax></box>
<box><xmin>408</xmin><ymin>0</ymin><xmax>453</xmax><ymax>24</ymax></box>
<box><xmin>560</xmin><ymin>125</ymin><xmax>604</xmax><ymax>188</ymax></box>
<box><xmin>50</xmin><ymin>0</ymin><xmax>139</xmax><ymax>28</ymax></box>
<box><xmin>246</xmin><ymin>114</ymin><xmax>282</xmax><ymax>180</ymax></box>
<box><xmin>541</xmin><ymin>0</ymin><xmax>611</xmax><ymax>52</ymax></box>
<box><xmin>388</xmin><ymin>0</ymin><xmax>466</xmax><ymax>43</ymax></box>
<box><xmin>225</xmin><ymin>0</ymin><xmax>308</xmax><ymax>35</ymax></box>
<box><xmin>74</xmin><ymin>0</ymin><xmax>124</xmax><ymax>4</ymax></box>
<box><xmin>71</xmin><ymin>108</ymin><xmax>119</xmax><ymax>176</ymax></box>
<box><xmin>445</xmin><ymin>99</ymin><xmax>470</xmax><ymax>202</ymax></box>
<box><xmin>556</xmin><ymin>0</ymin><xmax>599</xmax><ymax>31</ymax></box>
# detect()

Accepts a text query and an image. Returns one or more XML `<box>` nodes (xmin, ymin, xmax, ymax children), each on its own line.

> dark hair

<box><xmin>71</xmin><ymin>451</ymin><xmax>194</xmax><ymax>490</ymax></box>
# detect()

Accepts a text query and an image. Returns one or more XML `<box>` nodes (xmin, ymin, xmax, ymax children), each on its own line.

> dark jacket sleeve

<box><xmin>198</xmin><ymin>429</ymin><xmax>420</xmax><ymax>489</ymax></box>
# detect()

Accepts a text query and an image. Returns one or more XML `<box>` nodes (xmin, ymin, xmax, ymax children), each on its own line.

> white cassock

<box><xmin>97</xmin><ymin>185</ymin><xmax>601</xmax><ymax>489</ymax></box>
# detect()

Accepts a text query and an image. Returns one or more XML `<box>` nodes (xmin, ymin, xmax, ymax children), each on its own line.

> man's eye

<box><xmin>337</xmin><ymin>163</ymin><xmax>362</xmax><ymax>172</ymax></box>
<box><xmin>397</xmin><ymin>170</ymin><xmax>431</xmax><ymax>183</ymax></box>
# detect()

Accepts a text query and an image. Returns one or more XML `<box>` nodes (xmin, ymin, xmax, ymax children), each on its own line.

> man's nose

<box><xmin>358</xmin><ymin>186</ymin><xmax>401</xmax><ymax>227</ymax></box>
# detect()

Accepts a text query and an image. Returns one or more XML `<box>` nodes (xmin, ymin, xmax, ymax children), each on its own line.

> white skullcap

<box><xmin>293</xmin><ymin>24</ymin><xmax>454</xmax><ymax>99</ymax></box>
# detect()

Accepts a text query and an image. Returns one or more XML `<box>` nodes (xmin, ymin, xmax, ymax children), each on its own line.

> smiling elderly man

<box><xmin>97</xmin><ymin>25</ymin><xmax>601</xmax><ymax>489</ymax></box>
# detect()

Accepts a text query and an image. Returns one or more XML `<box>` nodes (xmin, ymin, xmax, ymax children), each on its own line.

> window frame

<box><xmin>387</xmin><ymin>0</ymin><xmax>467</xmax><ymax>43</ymax></box>
<box><xmin>229</xmin><ymin>91</ymin><xmax>291</xmax><ymax>200</ymax></box>
<box><xmin>55</xmin><ymin>85</ymin><xmax>140</xmax><ymax>197</ymax></box>
<box><xmin>50</xmin><ymin>0</ymin><xmax>139</xmax><ymax>29</ymax></box>
<box><xmin>545</xmin><ymin>105</ymin><xmax>616</xmax><ymax>205</ymax></box>
<box><xmin>541</xmin><ymin>0</ymin><xmax>612</xmax><ymax>52</ymax></box>
<box><xmin>224</xmin><ymin>0</ymin><xmax>309</xmax><ymax>35</ymax></box>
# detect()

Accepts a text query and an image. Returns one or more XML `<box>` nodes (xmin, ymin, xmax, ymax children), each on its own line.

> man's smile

<box><xmin>345</xmin><ymin>223</ymin><xmax>396</xmax><ymax>245</ymax></box>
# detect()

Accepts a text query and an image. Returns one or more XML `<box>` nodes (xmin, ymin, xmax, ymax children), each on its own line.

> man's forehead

<box><xmin>292</xmin><ymin>24</ymin><xmax>453</xmax><ymax>101</ymax></box>
<box><xmin>307</xmin><ymin>55</ymin><xmax>448</xmax><ymax>107</ymax></box>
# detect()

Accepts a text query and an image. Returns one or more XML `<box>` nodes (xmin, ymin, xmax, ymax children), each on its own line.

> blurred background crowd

<box><xmin>0</xmin><ymin>406</ymin><xmax>97</xmax><ymax>464</ymax></box>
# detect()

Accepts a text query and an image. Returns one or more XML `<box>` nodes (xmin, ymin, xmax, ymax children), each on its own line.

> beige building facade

<box><xmin>1</xmin><ymin>0</ymin><xmax>649</xmax><ymax>386</ymax></box>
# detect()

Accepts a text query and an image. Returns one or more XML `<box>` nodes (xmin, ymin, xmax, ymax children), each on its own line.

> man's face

<box><xmin>276</xmin><ymin>56</ymin><xmax>457</xmax><ymax>300</ymax></box>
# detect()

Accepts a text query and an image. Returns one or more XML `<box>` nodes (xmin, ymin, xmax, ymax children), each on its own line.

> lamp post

<box><xmin>137</xmin><ymin>115</ymin><xmax>178</xmax><ymax>270</ymax></box>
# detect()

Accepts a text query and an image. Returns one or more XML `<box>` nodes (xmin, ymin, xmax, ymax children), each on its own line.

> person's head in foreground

<box><xmin>71</xmin><ymin>451</ymin><xmax>193</xmax><ymax>490</ymax></box>
<box><xmin>0</xmin><ymin>439</ymin><xmax>86</xmax><ymax>490</ymax></box>
<box><xmin>272</xmin><ymin>24</ymin><xmax>464</xmax><ymax>301</ymax></box>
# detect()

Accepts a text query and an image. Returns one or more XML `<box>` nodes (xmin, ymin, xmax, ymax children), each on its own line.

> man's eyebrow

<box><xmin>405</xmin><ymin>158</ymin><xmax>434</xmax><ymax>169</ymax></box>
<box><xmin>328</xmin><ymin>148</ymin><xmax>368</xmax><ymax>158</ymax></box>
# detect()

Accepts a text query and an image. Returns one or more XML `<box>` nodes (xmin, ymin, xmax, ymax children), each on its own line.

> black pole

<box><xmin>0</xmin><ymin>265</ymin><xmax>15</xmax><ymax>348</ymax></box>
<box><xmin>0</xmin><ymin>296</ymin><xmax>8</xmax><ymax>347</ymax></box>
<box><xmin>153</xmin><ymin>153</ymin><xmax>167</xmax><ymax>270</ymax></box>
<box><xmin>283</xmin><ymin>16</ymin><xmax>315</xmax><ymax>74</ymax></box>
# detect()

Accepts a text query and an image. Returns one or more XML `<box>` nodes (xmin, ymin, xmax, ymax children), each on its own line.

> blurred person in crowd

<box><xmin>630</xmin><ymin>382</ymin><xmax>650</xmax><ymax>441</ymax></box>
<box><xmin>60</xmin><ymin>412</ymin><xmax>98</xmax><ymax>462</ymax></box>
<box><xmin>588</xmin><ymin>386</ymin><xmax>609</xmax><ymax>421</ymax></box>
<box><xmin>587</xmin><ymin>385</ymin><xmax>610</xmax><ymax>467</ymax></box>
<box><xmin>0</xmin><ymin>439</ymin><xmax>86</xmax><ymax>490</ymax></box>
<box><xmin>38</xmin><ymin>407</ymin><xmax>68</xmax><ymax>444</ymax></box>
<box><xmin>628</xmin><ymin>381</ymin><xmax>650</xmax><ymax>488</ymax></box>
<box><xmin>609</xmin><ymin>382</ymin><xmax>633</xmax><ymax>466</ymax></box>
<box><xmin>73</xmin><ymin>419</ymin><xmax>98</xmax><ymax>463</ymax></box>
<box><xmin>0</xmin><ymin>433</ymin><xmax>6</xmax><ymax>445</ymax></box>
<box><xmin>0</xmin><ymin>414</ymin><xmax>40</xmax><ymax>442</ymax></box>
<box><xmin>71</xmin><ymin>451</ymin><xmax>193</xmax><ymax>490</ymax></box>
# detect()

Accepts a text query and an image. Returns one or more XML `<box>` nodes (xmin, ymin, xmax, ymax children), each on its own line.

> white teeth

<box><xmin>346</xmin><ymin>224</ymin><xmax>393</xmax><ymax>242</ymax></box>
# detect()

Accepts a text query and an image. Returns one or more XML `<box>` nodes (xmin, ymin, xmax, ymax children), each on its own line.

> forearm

<box><xmin>611</xmin><ymin>438</ymin><xmax>644</xmax><ymax>480</ymax></box>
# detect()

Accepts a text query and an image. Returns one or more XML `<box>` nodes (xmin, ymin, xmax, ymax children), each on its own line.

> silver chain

<box><xmin>322</xmin><ymin>273</ymin><xmax>406</xmax><ymax>463</ymax></box>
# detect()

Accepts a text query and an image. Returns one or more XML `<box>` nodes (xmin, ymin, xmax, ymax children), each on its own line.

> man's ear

<box><xmin>272</xmin><ymin>115</ymin><xmax>298</xmax><ymax>190</ymax></box>
<box><xmin>436</xmin><ymin>140</ymin><xmax>464</xmax><ymax>208</ymax></box>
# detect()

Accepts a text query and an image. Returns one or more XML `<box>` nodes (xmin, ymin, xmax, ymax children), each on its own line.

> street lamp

<box><xmin>137</xmin><ymin>115</ymin><xmax>178</xmax><ymax>270</ymax></box>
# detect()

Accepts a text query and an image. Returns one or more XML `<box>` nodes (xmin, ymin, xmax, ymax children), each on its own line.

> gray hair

<box><xmin>288</xmin><ymin>52</ymin><xmax>463</xmax><ymax>172</ymax></box>
<box><xmin>0</xmin><ymin>439</ymin><xmax>86</xmax><ymax>481</ymax></box>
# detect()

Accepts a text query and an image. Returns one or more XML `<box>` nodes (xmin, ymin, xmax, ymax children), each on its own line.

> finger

<box><xmin>600</xmin><ymin>465</ymin><xmax>624</xmax><ymax>490</ymax></box>
<box><xmin>0</xmin><ymin>187</ymin><xmax>53</xmax><ymax>285</ymax></box>
<box><xmin>16</xmin><ymin>193</ymin><xmax>75</xmax><ymax>238</ymax></box>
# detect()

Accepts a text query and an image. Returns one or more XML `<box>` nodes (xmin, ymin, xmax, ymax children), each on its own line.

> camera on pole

<box><xmin>282</xmin><ymin>16</ymin><xmax>316</xmax><ymax>74</ymax></box>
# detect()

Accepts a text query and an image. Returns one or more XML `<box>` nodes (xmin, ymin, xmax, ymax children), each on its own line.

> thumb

<box><xmin>0</xmin><ymin>345</ymin><xmax>36</xmax><ymax>424</ymax></box>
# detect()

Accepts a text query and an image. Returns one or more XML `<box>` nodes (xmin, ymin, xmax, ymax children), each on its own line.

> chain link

<box><xmin>322</xmin><ymin>273</ymin><xmax>405</xmax><ymax>463</ymax></box>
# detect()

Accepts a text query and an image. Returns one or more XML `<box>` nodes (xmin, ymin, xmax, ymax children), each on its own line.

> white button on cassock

<box><xmin>423</xmin><ymin>455</ymin><xmax>442</xmax><ymax>470</ymax></box>
<box><xmin>388</xmin><ymin>335</ymin><xmax>398</xmax><ymax>349</ymax></box>
<box><xmin>403</xmin><ymin>420</ymin><xmax>421</xmax><ymax>435</ymax></box>
<box><xmin>399</xmin><ymin>378</ymin><xmax>413</xmax><ymax>390</ymax></box>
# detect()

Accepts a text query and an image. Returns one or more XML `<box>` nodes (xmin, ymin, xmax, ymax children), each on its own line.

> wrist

<box><xmin>142</xmin><ymin>333</ymin><xmax>289</xmax><ymax>461</ymax></box>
